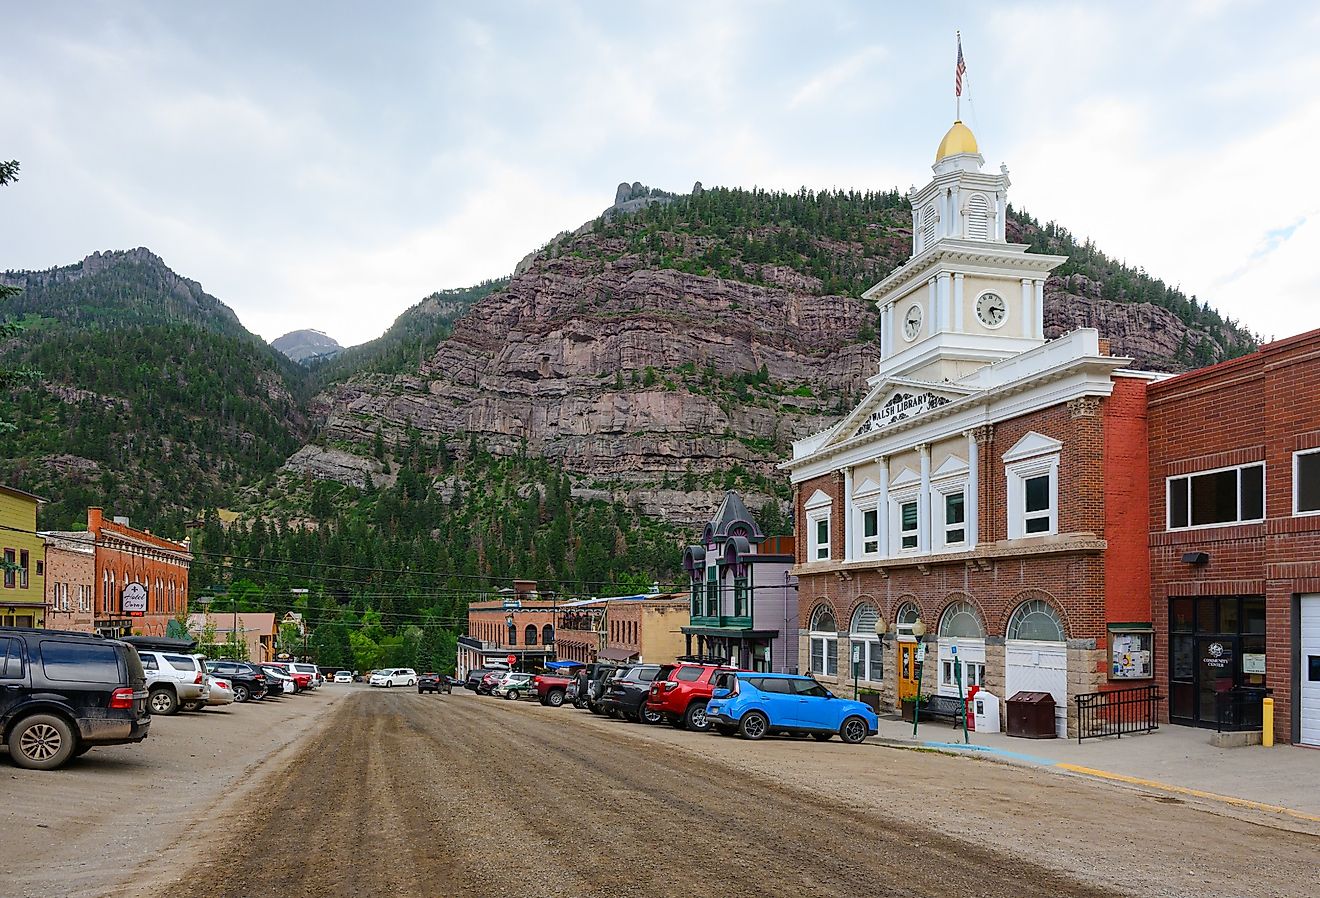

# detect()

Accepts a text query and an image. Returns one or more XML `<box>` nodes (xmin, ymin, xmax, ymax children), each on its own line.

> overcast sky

<box><xmin>3</xmin><ymin>1</ymin><xmax>1318</xmax><ymax>346</ymax></box>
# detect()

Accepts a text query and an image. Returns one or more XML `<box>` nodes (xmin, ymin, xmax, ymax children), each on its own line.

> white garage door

<box><xmin>1005</xmin><ymin>642</ymin><xmax>1068</xmax><ymax>738</ymax></box>
<box><xmin>1302</xmin><ymin>595</ymin><xmax>1320</xmax><ymax>747</ymax></box>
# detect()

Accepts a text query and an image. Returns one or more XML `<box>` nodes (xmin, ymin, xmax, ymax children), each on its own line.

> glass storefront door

<box><xmin>1168</xmin><ymin>595</ymin><xmax>1266</xmax><ymax>728</ymax></box>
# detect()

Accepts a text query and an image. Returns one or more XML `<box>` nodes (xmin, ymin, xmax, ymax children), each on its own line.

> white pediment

<box><xmin>853</xmin><ymin>477</ymin><xmax>882</xmax><ymax>498</ymax></box>
<box><xmin>1002</xmin><ymin>431</ymin><xmax>1064</xmax><ymax>463</ymax></box>
<box><xmin>890</xmin><ymin>466</ymin><xmax>921</xmax><ymax>490</ymax></box>
<box><xmin>803</xmin><ymin>489</ymin><xmax>833</xmax><ymax>510</ymax></box>
<box><xmin>821</xmin><ymin>377</ymin><xmax>976</xmax><ymax>450</ymax></box>
<box><xmin>932</xmin><ymin>454</ymin><xmax>968</xmax><ymax>479</ymax></box>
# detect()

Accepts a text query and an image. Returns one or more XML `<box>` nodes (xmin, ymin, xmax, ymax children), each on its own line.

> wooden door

<box><xmin>898</xmin><ymin>641</ymin><xmax>919</xmax><ymax>701</ymax></box>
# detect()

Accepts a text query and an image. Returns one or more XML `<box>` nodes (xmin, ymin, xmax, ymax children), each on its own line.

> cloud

<box><xmin>788</xmin><ymin>46</ymin><xmax>887</xmax><ymax>111</ymax></box>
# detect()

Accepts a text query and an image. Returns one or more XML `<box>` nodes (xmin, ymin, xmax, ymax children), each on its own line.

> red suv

<box><xmin>644</xmin><ymin>662</ymin><xmax>738</xmax><ymax>732</ymax></box>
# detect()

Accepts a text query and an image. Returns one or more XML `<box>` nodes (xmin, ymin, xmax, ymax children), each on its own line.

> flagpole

<box><xmin>956</xmin><ymin>31</ymin><xmax>961</xmax><ymax>121</ymax></box>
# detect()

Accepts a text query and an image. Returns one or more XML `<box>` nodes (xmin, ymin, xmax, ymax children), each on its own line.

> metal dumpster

<box><xmin>1006</xmin><ymin>690</ymin><xmax>1057</xmax><ymax>738</ymax></box>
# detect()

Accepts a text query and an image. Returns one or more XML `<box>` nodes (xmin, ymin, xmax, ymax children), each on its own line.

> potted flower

<box><xmin>858</xmin><ymin>687</ymin><xmax>883</xmax><ymax>714</ymax></box>
<box><xmin>900</xmin><ymin>693</ymin><xmax>931</xmax><ymax>722</ymax></box>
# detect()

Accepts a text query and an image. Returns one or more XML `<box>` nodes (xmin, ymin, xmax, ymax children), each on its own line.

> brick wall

<box><xmin>44</xmin><ymin>543</ymin><xmax>95</xmax><ymax>634</ymax></box>
<box><xmin>1104</xmin><ymin>377</ymin><xmax>1152</xmax><ymax>626</ymax></box>
<box><xmin>1148</xmin><ymin>328</ymin><xmax>1320</xmax><ymax>743</ymax></box>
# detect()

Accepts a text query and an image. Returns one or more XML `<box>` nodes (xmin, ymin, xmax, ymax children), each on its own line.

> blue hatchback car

<box><xmin>705</xmin><ymin>672</ymin><xmax>879</xmax><ymax>744</ymax></box>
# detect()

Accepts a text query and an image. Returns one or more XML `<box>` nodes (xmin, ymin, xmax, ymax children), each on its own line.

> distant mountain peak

<box><xmin>271</xmin><ymin>329</ymin><xmax>344</xmax><ymax>364</ymax></box>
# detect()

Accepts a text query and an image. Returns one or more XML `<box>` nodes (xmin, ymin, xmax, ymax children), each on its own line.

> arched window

<box><xmin>920</xmin><ymin>203</ymin><xmax>938</xmax><ymax>250</ymax></box>
<box><xmin>525</xmin><ymin>624</ymin><xmax>538</xmax><ymax>646</ymax></box>
<box><xmin>542</xmin><ymin>624</ymin><xmax>554</xmax><ymax>646</ymax></box>
<box><xmin>849</xmin><ymin>603</ymin><xmax>882</xmax><ymax>682</ymax></box>
<box><xmin>964</xmin><ymin>193</ymin><xmax>990</xmax><ymax>240</ymax></box>
<box><xmin>1007</xmin><ymin>600</ymin><xmax>1066</xmax><ymax>642</ymax></box>
<box><xmin>507</xmin><ymin>624</ymin><xmax>517</xmax><ymax>646</ymax></box>
<box><xmin>896</xmin><ymin>602</ymin><xmax>921</xmax><ymax>638</ymax></box>
<box><xmin>809</xmin><ymin>605</ymin><xmax>839</xmax><ymax>677</ymax></box>
<box><xmin>938</xmin><ymin>601</ymin><xmax>986</xmax><ymax>694</ymax></box>
<box><xmin>938</xmin><ymin>602</ymin><xmax>985</xmax><ymax>639</ymax></box>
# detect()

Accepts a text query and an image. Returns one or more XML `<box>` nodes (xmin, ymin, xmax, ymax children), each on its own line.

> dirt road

<box><xmin>110</xmin><ymin>690</ymin><xmax>1315</xmax><ymax>898</ymax></box>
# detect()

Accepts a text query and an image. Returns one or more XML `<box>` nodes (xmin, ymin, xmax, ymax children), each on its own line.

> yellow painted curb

<box><xmin>1057</xmin><ymin>763</ymin><xmax>1320</xmax><ymax>825</ymax></box>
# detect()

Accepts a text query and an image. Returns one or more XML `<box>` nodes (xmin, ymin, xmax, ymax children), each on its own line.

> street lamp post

<box><xmin>910</xmin><ymin>618</ymin><xmax>927</xmax><ymax>736</ymax></box>
<box><xmin>875</xmin><ymin>617</ymin><xmax>888</xmax><ymax>711</ymax></box>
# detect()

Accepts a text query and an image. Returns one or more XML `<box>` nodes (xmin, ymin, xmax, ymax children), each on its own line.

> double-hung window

<box><xmin>861</xmin><ymin>508</ymin><xmax>879</xmax><ymax>555</ymax></box>
<box><xmin>898</xmin><ymin>499</ymin><xmax>919</xmax><ymax>550</ymax></box>
<box><xmin>804</xmin><ymin>489</ymin><xmax>832</xmax><ymax>562</ymax></box>
<box><xmin>1004</xmin><ymin>432</ymin><xmax>1062</xmax><ymax>539</ymax></box>
<box><xmin>3</xmin><ymin>549</ymin><xmax>14</xmax><ymax>589</ymax></box>
<box><xmin>1167</xmin><ymin>462</ymin><xmax>1264</xmax><ymax>529</ymax></box>
<box><xmin>1295</xmin><ymin>449</ymin><xmax>1320</xmax><ymax>516</ymax></box>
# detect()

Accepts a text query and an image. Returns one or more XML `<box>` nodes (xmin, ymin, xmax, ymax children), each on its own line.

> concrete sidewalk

<box><xmin>872</xmin><ymin>714</ymin><xmax>1320</xmax><ymax>824</ymax></box>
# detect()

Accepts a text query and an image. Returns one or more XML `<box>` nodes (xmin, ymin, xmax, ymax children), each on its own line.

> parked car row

<box><xmin>0</xmin><ymin>626</ymin><xmax>340</xmax><ymax>772</ymax></box>
<box><xmin>485</xmin><ymin>659</ymin><xmax>882</xmax><ymax>746</ymax></box>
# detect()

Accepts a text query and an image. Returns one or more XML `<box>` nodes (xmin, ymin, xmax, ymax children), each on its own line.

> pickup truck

<box><xmin>533</xmin><ymin>673</ymin><xmax>573</xmax><ymax>707</ymax></box>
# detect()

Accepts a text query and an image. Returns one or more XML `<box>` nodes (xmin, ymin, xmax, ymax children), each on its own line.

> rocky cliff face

<box><xmin>288</xmin><ymin>189</ymin><xmax>1256</xmax><ymax>530</ymax></box>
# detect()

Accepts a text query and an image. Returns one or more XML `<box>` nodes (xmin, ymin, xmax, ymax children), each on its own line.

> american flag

<box><xmin>955</xmin><ymin>34</ymin><xmax>966</xmax><ymax>97</ymax></box>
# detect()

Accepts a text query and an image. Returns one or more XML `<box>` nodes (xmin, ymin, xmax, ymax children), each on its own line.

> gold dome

<box><xmin>935</xmin><ymin>120</ymin><xmax>979</xmax><ymax>161</ymax></box>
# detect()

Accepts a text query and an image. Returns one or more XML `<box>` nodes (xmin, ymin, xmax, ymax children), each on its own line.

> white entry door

<box><xmin>1005</xmin><ymin>641</ymin><xmax>1068</xmax><ymax>738</ymax></box>
<box><xmin>1302</xmin><ymin>595</ymin><xmax>1320</xmax><ymax>747</ymax></box>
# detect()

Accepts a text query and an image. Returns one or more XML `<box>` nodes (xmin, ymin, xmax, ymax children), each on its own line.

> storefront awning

<box><xmin>597</xmin><ymin>647</ymin><xmax>639</xmax><ymax>662</ymax></box>
<box><xmin>545</xmin><ymin>660</ymin><xmax>585</xmax><ymax>669</ymax></box>
<box><xmin>681</xmin><ymin>626</ymin><xmax>780</xmax><ymax>639</ymax></box>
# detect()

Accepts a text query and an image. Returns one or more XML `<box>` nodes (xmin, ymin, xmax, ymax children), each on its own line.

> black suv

<box><xmin>600</xmin><ymin>664</ymin><xmax>663</xmax><ymax>722</ymax></box>
<box><xmin>205</xmin><ymin>660</ymin><xmax>269</xmax><ymax>703</ymax></box>
<box><xmin>417</xmin><ymin>672</ymin><xmax>450</xmax><ymax>694</ymax></box>
<box><xmin>0</xmin><ymin>627</ymin><xmax>151</xmax><ymax>770</ymax></box>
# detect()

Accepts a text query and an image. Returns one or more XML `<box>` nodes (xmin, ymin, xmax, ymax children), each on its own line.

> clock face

<box><xmin>903</xmin><ymin>304</ymin><xmax>923</xmax><ymax>341</ymax></box>
<box><xmin>977</xmin><ymin>291</ymin><xmax>1008</xmax><ymax>328</ymax></box>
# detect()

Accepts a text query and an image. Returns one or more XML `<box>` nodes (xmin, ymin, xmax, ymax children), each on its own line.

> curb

<box><xmin>870</xmin><ymin>733</ymin><xmax>1320</xmax><ymax>828</ymax></box>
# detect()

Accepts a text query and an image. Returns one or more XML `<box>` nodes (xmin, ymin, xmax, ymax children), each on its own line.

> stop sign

<box><xmin>507</xmin><ymin>654</ymin><xmax>517</xmax><ymax>665</ymax></box>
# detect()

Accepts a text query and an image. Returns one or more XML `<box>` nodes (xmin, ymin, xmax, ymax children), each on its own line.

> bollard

<box><xmin>1262</xmin><ymin>697</ymin><xmax>1274</xmax><ymax>748</ymax></box>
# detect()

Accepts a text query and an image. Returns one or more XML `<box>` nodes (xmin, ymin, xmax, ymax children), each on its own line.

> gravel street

<box><xmin>6</xmin><ymin>687</ymin><xmax>1315</xmax><ymax>898</ymax></box>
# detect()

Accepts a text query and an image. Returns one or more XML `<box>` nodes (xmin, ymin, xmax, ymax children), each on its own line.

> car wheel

<box><xmin>684</xmin><ymin>702</ymin><xmax>711</xmax><ymax>733</ymax></box>
<box><xmin>149</xmin><ymin>688</ymin><xmax>179</xmax><ymax>716</ymax></box>
<box><xmin>714</xmin><ymin>723</ymin><xmax>738</xmax><ymax>737</ymax></box>
<box><xmin>738</xmin><ymin>710</ymin><xmax>769</xmax><ymax>740</ymax></box>
<box><xmin>385</xmin><ymin>680</ymin><xmax>393</xmax><ymax>688</ymax></box>
<box><xmin>407</xmin><ymin>679</ymin><xmax>416</xmax><ymax>686</ymax></box>
<box><xmin>547</xmin><ymin>690</ymin><xmax>565</xmax><ymax>708</ymax></box>
<box><xmin>9</xmin><ymin>713</ymin><xmax>76</xmax><ymax>770</ymax></box>
<box><xmin>813</xmin><ymin>732</ymin><xmax>834</xmax><ymax>742</ymax></box>
<box><xmin>640</xmin><ymin>705</ymin><xmax>663</xmax><ymax>725</ymax></box>
<box><xmin>418</xmin><ymin>688</ymin><xmax>425</xmax><ymax>694</ymax></box>
<box><xmin>507</xmin><ymin>690</ymin><xmax>520</xmax><ymax>701</ymax></box>
<box><xmin>840</xmin><ymin>716</ymin><xmax>869</xmax><ymax>745</ymax></box>
<box><xmin>233</xmin><ymin>684</ymin><xmax>250</xmax><ymax>703</ymax></box>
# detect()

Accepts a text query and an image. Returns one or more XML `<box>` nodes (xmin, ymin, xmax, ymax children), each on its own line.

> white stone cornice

<box><xmin>863</xmin><ymin>242</ymin><xmax>1067</xmax><ymax>303</ymax></box>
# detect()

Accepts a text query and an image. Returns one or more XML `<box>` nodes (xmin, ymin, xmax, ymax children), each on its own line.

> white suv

<box><xmin>287</xmin><ymin>662</ymin><xmax>321</xmax><ymax>687</ymax></box>
<box><xmin>369</xmin><ymin>668</ymin><xmax>417</xmax><ymax>687</ymax></box>
<box><xmin>137</xmin><ymin>651</ymin><xmax>209</xmax><ymax>715</ymax></box>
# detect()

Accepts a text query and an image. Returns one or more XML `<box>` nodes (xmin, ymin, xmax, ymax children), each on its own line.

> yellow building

<box><xmin>0</xmin><ymin>484</ymin><xmax>46</xmax><ymax>628</ymax></box>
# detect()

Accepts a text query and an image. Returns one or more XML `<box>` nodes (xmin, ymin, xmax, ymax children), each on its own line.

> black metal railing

<box><xmin>1216</xmin><ymin>687</ymin><xmax>1271</xmax><ymax>733</ymax></box>
<box><xmin>1074</xmin><ymin>685</ymin><xmax>1163</xmax><ymax>743</ymax></box>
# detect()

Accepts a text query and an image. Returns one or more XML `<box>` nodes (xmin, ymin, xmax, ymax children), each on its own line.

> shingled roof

<box><xmin>705</xmin><ymin>490</ymin><xmax>765</xmax><ymax>543</ymax></box>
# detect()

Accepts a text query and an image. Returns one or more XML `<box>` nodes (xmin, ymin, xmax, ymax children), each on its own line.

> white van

<box><xmin>368</xmin><ymin>668</ymin><xmax>417</xmax><ymax>687</ymax></box>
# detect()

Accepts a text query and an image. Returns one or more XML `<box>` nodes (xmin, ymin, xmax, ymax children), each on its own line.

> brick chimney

<box><xmin>88</xmin><ymin>507</ymin><xmax>103</xmax><ymax>534</ymax></box>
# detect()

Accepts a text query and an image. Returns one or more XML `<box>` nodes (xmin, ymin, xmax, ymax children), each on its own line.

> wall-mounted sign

<box><xmin>1110</xmin><ymin>630</ymin><xmax>1154</xmax><ymax>680</ymax></box>
<box><xmin>854</xmin><ymin>391</ymin><xmax>953</xmax><ymax>437</ymax></box>
<box><xmin>1242</xmin><ymin>653</ymin><xmax>1266</xmax><ymax>675</ymax></box>
<box><xmin>122</xmin><ymin>582</ymin><xmax>148</xmax><ymax>616</ymax></box>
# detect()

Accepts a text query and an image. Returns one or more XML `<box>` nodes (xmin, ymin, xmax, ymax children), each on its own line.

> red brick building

<box><xmin>458</xmin><ymin>581</ymin><xmax>557</xmax><ymax>676</ymax></box>
<box><xmin>784</xmin><ymin>118</ymin><xmax>1160</xmax><ymax>738</ymax></box>
<box><xmin>42</xmin><ymin>532</ymin><xmax>95</xmax><ymax>633</ymax></box>
<box><xmin>1148</xmin><ymin>329</ymin><xmax>1320</xmax><ymax>745</ymax></box>
<box><xmin>88</xmin><ymin>507</ymin><xmax>192</xmax><ymax>639</ymax></box>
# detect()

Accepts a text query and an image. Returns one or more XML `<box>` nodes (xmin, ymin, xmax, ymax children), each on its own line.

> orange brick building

<box><xmin>458</xmin><ymin>580</ymin><xmax>557</xmax><ymax>676</ymax></box>
<box><xmin>89</xmin><ymin>507</ymin><xmax>192</xmax><ymax>639</ymax></box>
<box><xmin>783</xmin><ymin>117</ymin><xmax>1160</xmax><ymax>738</ymax></box>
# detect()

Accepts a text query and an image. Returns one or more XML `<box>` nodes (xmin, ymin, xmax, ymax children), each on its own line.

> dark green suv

<box><xmin>0</xmin><ymin>627</ymin><xmax>151</xmax><ymax>770</ymax></box>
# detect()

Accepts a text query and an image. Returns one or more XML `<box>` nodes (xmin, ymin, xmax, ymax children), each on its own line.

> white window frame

<box><xmin>809</xmin><ymin>606</ymin><xmax>839</xmax><ymax>678</ymax></box>
<box><xmin>940</xmin><ymin>658</ymin><xmax>985</xmax><ymax>690</ymax></box>
<box><xmin>1006</xmin><ymin>455</ymin><xmax>1059</xmax><ymax>539</ymax></box>
<box><xmin>890</xmin><ymin>489</ymin><xmax>920</xmax><ymax>554</ymax></box>
<box><xmin>1294</xmin><ymin>449</ymin><xmax>1320</xmax><ymax>517</ymax></box>
<box><xmin>931</xmin><ymin>480</ymin><xmax>968</xmax><ymax>551</ymax></box>
<box><xmin>804</xmin><ymin>489</ymin><xmax>832</xmax><ymax>563</ymax></box>
<box><xmin>1165</xmin><ymin>461</ymin><xmax>1265</xmax><ymax>531</ymax></box>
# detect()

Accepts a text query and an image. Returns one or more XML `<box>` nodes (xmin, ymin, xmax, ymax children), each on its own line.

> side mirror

<box><xmin>825</xmin><ymin>690</ymin><xmax>835</xmax><ymax>699</ymax></box>
<box><xmin>712</xmin><ymin>688</ymin><xmax>731</xmax><ymax>700</ymax></box>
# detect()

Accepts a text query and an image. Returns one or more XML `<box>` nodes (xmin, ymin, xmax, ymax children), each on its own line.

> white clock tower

<box><xmin>868</xmin><ymin>120</ymin><xmax>1067</xmax><ymax>383</ymax></box>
